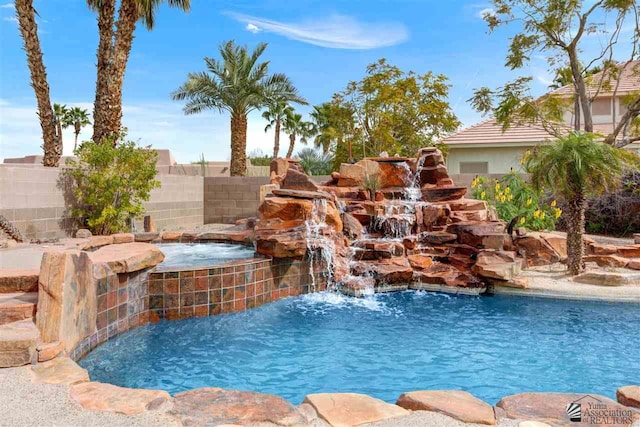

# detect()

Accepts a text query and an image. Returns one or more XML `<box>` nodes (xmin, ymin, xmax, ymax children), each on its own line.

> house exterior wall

<box><xmin>446</xmin><ymin>146</ymin><xmax>530</xmax><ymax>175</ymax></box>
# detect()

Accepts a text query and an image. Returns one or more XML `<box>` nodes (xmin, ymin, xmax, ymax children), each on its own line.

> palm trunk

<box><xmin>272</xmin><ymin>118</ymin><xmax>281</xmax><ymax>158</ymax></box>
<box><xmin>74</xmin><ymin>133</ymin><xmax>79</xmax><ymax>151</ymax></box>
<box><xmin>565</xmin><ymin>193</ymin><xmax>586</xmax><ymax>275</ymax></box>
<box><xmin>15</xmin><ymin>0</ymin><xmax>61</xmax><ymax>167</ymax></box>
<box><xmin>74</xmin><ymin>123</ymin><xmax>80</xmax><ymax>151</ymax></box>
<box><xmin>230</xmin><ymin>113</ymin><xmax>248</xmax><ymax>176</ymax></box>
<box><xmin>286</xmin><ymin>133</ymin><xmax>295</xmax><ymax>158</ymax></box>
<box><xmin>92</xmin><ymin>0</ymin><xmax>116</xmax><ymax>144</ymax></box>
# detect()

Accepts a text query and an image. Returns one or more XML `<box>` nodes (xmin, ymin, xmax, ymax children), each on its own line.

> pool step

<box><xmin>0</xmin><ymin>268</ymin><xmax>39</xmax><ymax>293</ymax></box>
<box><xmin>0</xmin><ymin>319</ymin><xmax>40</xmax><ymax>367</ymax></box>
<box><xmin>0</xmin><ymin>292</ymin><xmax>38</xmax><ymax>326</ymax></box>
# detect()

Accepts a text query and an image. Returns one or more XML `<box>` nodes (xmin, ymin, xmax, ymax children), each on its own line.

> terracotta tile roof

<box><xmin>442</xmin><ymin>118</ymin><xmax>566</xmax><ymax>145</ymax></box>
<box><xmin>552</xmin><ymin>60</ymin><xmax>640</xmax><ymax>96</ymax></box>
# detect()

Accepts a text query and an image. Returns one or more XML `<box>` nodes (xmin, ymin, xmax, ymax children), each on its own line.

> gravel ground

<box><xmin>0</xmin><ymin>366</ymin><xmax>177</xmax><ymax>427</ymax></box>
<box><xmin>362</xmin><ymin>411</ymin><xmax>523</xmax><ymax>427</ymax></box>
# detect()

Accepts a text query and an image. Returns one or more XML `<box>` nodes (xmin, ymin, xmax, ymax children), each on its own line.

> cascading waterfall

<box><xmin>305</xmin><ymin>198</ymin><xmax>336</xmax><ymax>292</ymax></box>
<box><xmin>404</xmin><ymin>155</ymin><xmax>426</xmax><ymax>202</ymax></box>
<box><xmin>371</xmin><ymin>202</ymin><xmax>416</xmax><ymax>239</ymax></box>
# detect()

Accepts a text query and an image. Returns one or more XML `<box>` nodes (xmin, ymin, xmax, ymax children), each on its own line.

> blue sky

<box><xmin>0</xmin><ymin>0</ymin><xmax>632</xmax><ymax>162</ymax></box>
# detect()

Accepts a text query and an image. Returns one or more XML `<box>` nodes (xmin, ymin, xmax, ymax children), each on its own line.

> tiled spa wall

<box><xmin>70</xmin><ymin>257</ymin><xmax>327</xmax><ymax>361</ymax></box>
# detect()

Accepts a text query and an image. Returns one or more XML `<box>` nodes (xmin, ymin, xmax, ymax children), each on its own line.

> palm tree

<box><xmin>64</xmin><ymin>107</ymin><xmax>92</xmax><ymax>151</ymax></box>
<box><xmin>87</xmin><ymin>0</ymin><xmax>191</xmax><ymax>144</ymax></box>
<box><xmin>172</xmin><ymin>41</ymin><xmax>306</xmax><ymax>176</ymax></box>
<box><xmin>525</xmin><ymin>132</ymin><xmax>631</xmax><ymax>275</ymax></box>
<box><xmin>262</xmin><ymin>102</ymin><xmax>294</xmax><ymax>158</ymax></box>
<box><xmin>53</xmin><ymin>103</ymin><xmax>68</xmax><ymax>148</ymax></box>
<box><xmin>15</xmin><ymin>0</ymin><xmax>61</xmax><ymax>167</ymax></box>
<box><xmin>283</xmin><ymin>111</ymin><xmax>314</xmax><ymax>159</ymax></box>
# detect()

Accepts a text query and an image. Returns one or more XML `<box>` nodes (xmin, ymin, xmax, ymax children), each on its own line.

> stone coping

<box><xmin>489</xmin><ymin>284</ymin><xmax>640</xmax><ymax>304</ymax></box>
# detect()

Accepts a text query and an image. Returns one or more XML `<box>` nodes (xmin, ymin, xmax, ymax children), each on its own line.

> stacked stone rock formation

<box><xmin>258</xmin><ymin>149</ymin><xmax>526</xmax><ymax>295</ymax></box>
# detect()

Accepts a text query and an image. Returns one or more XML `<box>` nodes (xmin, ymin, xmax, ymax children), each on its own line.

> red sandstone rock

<box><xmin>303</xmin><ymin>393</ymin><xmax>408</xmax><ymax>427</ymax></box>
<box><xmin>487</xmin><ymin>277</ymin><xmax>529</xmax><ymax>289</ymax></box>
<box><xmin>269</xmin><ymin>158</ymin><xmax>290</xmax><ymax>185</ymax></box>
<box><xmin>448</xmin><ymin>221</ymin><xmax>506</xmax><ymax>248</ymax></box>
<box><xmin>421</xmin><ymin>204</ymin><xmax>450</xmax><ymax>227</ymax></box>
<box><xmin>88</xmin><ymin>243</ymin><xmax>165</xmax><ymax>275</ymax></box>
<box><xmin>496</xmin><ymin>392</ymin><xmax>640</xmax><ymax>427</ymax></box>
<box><xmin>341</xmin><ymin>277</ymin><xmax>376</xmax><ymax>297</ymax></box>
<box><xmin>171</xmin><ymin>388</ymin><xmax>306</xmax><ymax>426</ymax></box>
<box><xmin>448</xmin><ymin>199</ymin><xmax>488</xmax><ymax>211</ymax></box>
<box><xmin>589</xmin><ymin>243</ymin><xmax>618</xmax><ymax>255</ymax></box>
<box><xmin>419</xmin><ymin>165</ymin><xmax>450</xmax><ymax>185</ymax></box>
<box><xmin>0</xmin><ymin>292</ymin><xmax>37</xmax><ymax>326</ymax></box>
<box><xmin>584</xmin><ymin>255</ymin><xmax>630</xmax><ymax>268</ymax></box>
<box><xmin>617</xmin><ymin>245</ymin><xmax>640</xmax><ymax>258</ymax></box>
<box><xmin>255</xmin><ymin>231</ymin><xmax>308</xmax><ymax>258</ymax></box>
<box><xmin>450</xmin><ymin>210</ymin><xmax>488</xmax><ymax>222</ymax></box>
<box><xmin>418</xmin><ymin>231</ymin><xmax>457</xmax><ymax>245</ymax></box>
<box><xmin>413</xmin><ymin>262</ymin><xmax>481</xmax><ymax>288</ymax></box>
<box><xmin>0</xmin><ymin>268</ymin><xmax>39</xmax><ymax>293</ymax></box>
<box><xmin>473</xmin><ymin>250</ymin><xmax>522</xmax><ymax>281</ymax></box>
<box><xmin>341</xmin><ymin>213</ymin><xmax>364</xmax><ymax>240</ymax></box>
<box><xmin>351</xmin><ymin>241</ymin><xmax>404</xmax><ymax>260</ymax></box>
<box><xmin>160</xmin><ymin>231</ymin><xmax>183</xmax><ymax>241</ymax></box>
<box><xmin>378</xmin><ymin>162</ymin><xmax>412</xmax><ymax>188</ymax></box>
<box><xmin>37</xmin><ymin>340</ymin><xmax>64</xmax><ymax>362</ymax></box>
<box><xmin>422</xmin><ymin>186</ymin><xmax>467</xmax><ymax>202</ymax></box>
<box><xmin>70</xmin><ymin>382</ymin><xmax>171</xmax><ymax>415</ymax></box>
<box><xmin>352</xmin><ymin>258</ymin><xmax>413</xmax><ymax>284</ymax></box>
<box><xmin>281</xmin><ymin>168</ymin><xmax>320</xmax><ymax>192</ymax></box>
<box><xmin>617</xmin><ymin>385</ymin><xmax>640</xmax><ymax>409</ymax></box>
<box><xmin>272</xmin><ymin>188</ymin><xmax>334</xmax><ymax>200</ymax></box>
<box><xmin>133</xmin><ymin>232</ymin><xmax>159</xmax><ymax>242</ymax></box>
<box><xmin>628</xmin><ymin>259</ymin><xmax>640</xmax><ymax>270</ymax></box>
<box><xmin>0</xmin><ymin>319</ymin><xmax>39</xmax><ymax>368</ymax></box>
<box><xmin>417</xmin><ymin>147</ymin><xmax>445</xmax><ymax>166</ymax></box>
<box><xmin>407</xmin><ymin>254</ymin><xmax>434</xmax><ymax>270</ymax></box>
<box><xmin>403</xmin><ymin>236</ymin><xmax>417</xmax><ymax>250</ymax></box>
<box><xmin>111</xmin><ymin>233</ymin><xmax>134</xmax><ymax>244</ymax></box>
<box><xmin>396</xmin><ymin>390</ymin><xmax>495</xmax><ymax>425</ymax></box>
<box><xmin>31</xmin><ymin>357</ymin><xmax>89</xmax><ymax>385</ymax></box>
<box><xmin>81</xmin><ymin>235</ymin><xmax>114</xmax><ymax>250</ymax></box>
<box><xmin>515</xmin><ymin>233</ymin><xmax>562</xmax><ymax>266</ymax></box>
<box><xmin>258</xmin><ymin>197</ymin><xmax>343</xmax><ymax>232</ymax></box>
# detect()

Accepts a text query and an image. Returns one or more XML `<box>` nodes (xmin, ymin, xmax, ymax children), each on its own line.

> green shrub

<box><xmin>471</xmin><ymin>168</ymin><xmax>560</xmax><ymax>231</ymax></box>
<box><xmin>297</xmin><ymin>147</ymin><xmax>334</xmax><ymax>176</ymax></box>
<box><xmin>65</xmin><ymin>137</ymin><xmax>160</xmax><ymax>235</ymax></box>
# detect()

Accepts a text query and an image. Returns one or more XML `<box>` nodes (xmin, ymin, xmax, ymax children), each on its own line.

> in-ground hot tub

<box><xmin>79</xmin><ymin>291</ymin><xmax>640</xmax><ymax>405</ymax></box>
<box><xmin>154</xmin><ymin>243</ymin><xmax>257</xmax><ymax>269</ymax></box>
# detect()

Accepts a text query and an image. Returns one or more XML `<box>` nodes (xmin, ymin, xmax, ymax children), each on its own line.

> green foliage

<box><xmin>65</xmin><ymin>136</ymin><xmax>160</xmax><ymax>235</ymax></box>
<box><xmin>524</xmin><ymin>132</ymin><xmax>630</xmax><ymax>200</ymax></box>
<box><xmin>471</xmin><ymin>170</ymin><xmax>560</xmax><ymax>231</ymax></box>
<box><xmin>296</xmin><ymin>148</ymin><xmax>334</xmax><ymax>176</ymax></box>
<box><xmin>191</xmin><ymin>153</ymin><xmax>208</xmax><ymax>176</ymax></box>
<box><xmin>362</xmin><ymin>173</ymin><xmax>381</xmax><ymax>193</ymax></box>
<box><xmin>323</xmin><ymin>59</ymin><xmax>459</xmax><ymax>164</ymax></box>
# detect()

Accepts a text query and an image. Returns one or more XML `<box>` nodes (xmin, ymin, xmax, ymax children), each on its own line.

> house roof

<box><xmin>442</xmin><ymin>118</ymin><xmax>563</xmax><ymax>145</ymax></box>
<box><xmin>552</xmin><ymin>60</ymin><xmax>640</xmax><ymax>96</ymax></box>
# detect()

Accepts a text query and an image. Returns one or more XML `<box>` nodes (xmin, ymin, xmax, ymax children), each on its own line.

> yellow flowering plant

<box><xmin>471</xmin><ymin>169</ymin><xmax>559</xmax><ymax>231</ymax></box>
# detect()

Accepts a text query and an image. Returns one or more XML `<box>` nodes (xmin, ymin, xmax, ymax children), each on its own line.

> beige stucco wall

<box><xmin>446</xmin><ymin>146</ymin><xmax>531</xmax><ymax>175</ymax></box>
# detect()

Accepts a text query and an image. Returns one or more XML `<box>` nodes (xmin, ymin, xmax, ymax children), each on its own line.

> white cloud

<box><xmin>3</xmin><ymin>16</ymin><xmax>17</xmax><ymax>23</ymax></box>
<box><xmin>226</xmin><ymin>12</ymin><xmax>408</xmax><ymax>49</ymax></box>
<box><xmin>245</xmin><ymin>23</ymin><xmax>261</xmax><ymax>34</ymax></box>
<box><xmin>0</xmin><ymin>2</ymin><xmax>14</xmax><ymax>9</ymax></box>
<box><xmin>478</xmin><ymin>8</ymin><xmax>495</xmax><ymax>19</ymax></box>
<box><xmin>0</xmin><ymin>100</ymin><xmax>281</xmax><ymax>163</ymax></box>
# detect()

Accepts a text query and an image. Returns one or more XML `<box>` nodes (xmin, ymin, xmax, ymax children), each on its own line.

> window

<box><xmin>460</xmin><ymin>162</ymin><xmax>489</xmax><ymax>174</ymax></box>
<box><xmin>591</xmin><ymin>98</ymin><xmax>611</xmax><ymax>116</ymax></box>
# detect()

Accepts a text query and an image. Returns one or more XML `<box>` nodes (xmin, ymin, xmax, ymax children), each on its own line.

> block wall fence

<box><xmin>0</xmin><ymin>163</ymin><xmax>504</xmax><ymax>240</ymax></box>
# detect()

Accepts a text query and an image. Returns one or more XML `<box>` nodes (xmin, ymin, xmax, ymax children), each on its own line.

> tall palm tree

<box><xmin>283</xmin><ymin>111</ymin><xmax>314</xmax><ymax>159</ymax></box>
<box><xmin>15</xmin><ymin>0</ymin><xmax>61</xmax><ymax>167</ymax></box>
<box><xmin>172</xmin><ymin>41</ymin><xmax>306</xmax><ymax>176</ymax></box>
<box><xmin>525</xmin><ymin>132</ymin><xmax>630</xmax><ymax>275</ymax></box>
<box><xmin>87</xmin><ymin>0</ymin><xmax>191</xmax><ymax>144</ymax></box>
<box><xmin>64</xmin><ymin>107</ymin><xmax>92</xmax><ymax>151</ymax></box>
<box><xmin>262</xmin><ymin>102</ymin><xmax>294</xmax><ymax>158</ymax></box>
<box><xmin>309</xmin><ymin>103</ymin><xmax>334</xmax><ymax>154</ymax></box>
<box><xmin>53</xmin><ymin>103</ymin><xmax>68</xmax><ymax>148</ymax></box>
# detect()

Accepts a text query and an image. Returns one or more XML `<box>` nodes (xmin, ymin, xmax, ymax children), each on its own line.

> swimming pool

<box><xmin>79</xmin><ymin>291</ymin><xmax>640</xmax><ymax>405</ymax></box>
<box><xmin>155</xmin><ymin>243</ymin><xmax>256</xmax><ymax>269</ymax></box>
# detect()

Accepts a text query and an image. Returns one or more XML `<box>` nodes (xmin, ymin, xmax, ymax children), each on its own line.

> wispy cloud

<box><xmin>0</xmin><ymin>2</ymin><xmax>14</xmax><ymax>9</ymax></box>
<box><xmin>245</xmin><ymin>23</ymin><xmax>261</xmax><ymax>34</ymax></box>
<box><xmin>2</xmin><ymin>16</ymin><xmax>17</xmax><ymax>23</ymax></box>
<box><xmin>227</xmin><ymin>12</ymin><xmax>408</xmax><ymax>49</ymax></box>
<box><xmin>477</xmin><ymin>7</ymin><xmax>495</xmax><ymax>19</ymax></box>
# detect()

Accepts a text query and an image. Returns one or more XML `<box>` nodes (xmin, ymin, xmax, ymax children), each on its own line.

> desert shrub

<box><xmin>297</xmin><ymin>148</ymin><xmax>334</xmax><ymax>176</ymax></box>
<box><xmin>580</xmin><ymin>171</ymin><xmax>640</xmax><ymax>236</ymax></box>
<box><xmin>248</xmin><ymin>149</ymin><xmax>273</xmax><ymax>166</ymax></box>
<box><xmin>65</xmin><ymin>137</ymin><xmax>160</xmax><ymax>235</ymax></box>
<box><xmin>471</xmin><ymin>169</ymin><xmax>560</xmax><ymax>231</ymax></box>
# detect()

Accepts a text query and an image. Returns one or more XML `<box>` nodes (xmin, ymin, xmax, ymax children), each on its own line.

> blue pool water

<box><xmin>155</xmin><ymin>243</ymin><xmax>256</xmax><ymax>268</ymax></box>
<box><xmin>80</xmin><ymin>292</ymin><xmax>640</xmax><ymax>404</ymax></box>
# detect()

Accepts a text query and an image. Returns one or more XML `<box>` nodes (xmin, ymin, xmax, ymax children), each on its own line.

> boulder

<box><xmin>36</xmin><ymin>250</ymin><xmax>96</xmax><ymax>353</ymax></box>
<box><xmin>81</xmin><ymin>235</ymin><xmax>114</xmax><ymax>250</ymax></box>
<box><xmin>351</xmin><ymin>240</ymin><xmax>405</xmax><ymax>260</ymax></box>
<box><xmin>0</xmin><ymin>319</ymin><xmax>39</xmax><ymax>367</ymax></box>
<box><xmin>75</xmin><ymin>229</ymin><xmax>92</xmax><ymax>239</ymax></box>
<box><xmin>417</xmin><ymin>147</ymin><xmax>445</xmax><ymax>166</ymax></box>
<box><xmin>342</xmin><ymin>213</ymin><xmax>364</xmax><ymax>240</ymax></box>
<box><xmin>418</xmin><ymin>231</ymin><xmax>457</xmax><ymax>245</ymax></box>
<box><xmin>37</xmin><ymin>340</ymin><xmax>64</xmax><ymax>362</ymax></box>
<box><xmin>70</xmin><ymin>382</ymin><xmax>171</xmax><ymax>415</ymax></box>
<box><xmin>338</xmin><ymin>160</ymin><xmax>380</xmax><ymax>187</ymax></box>
<box><xmin>540</xmin><ymin>233</ymin><xmax>567</xmax><ymax>258</ymax></box>
<box><xmin>161</xmin><ymin>231</ymin><xmax>183</xmax><ymax>241</ymax></box>
<box><xmin>259</xmin><ymin>197</ymin><xmax>343</xmax><ymax>232</ymax></box>
<box><xmin>412</xmin><ymin>262</ymin><xmax>482</xmax><ymax>289</ymax></box>
<box><xmin>628</xmin><ymin>259</ymin><xmax>640</xmax><ymax>270</ymax></box>
<box><xmin>617</xmin><ymin>245</ymin><xmax>640</xmax><ymax>258</ymax></box>
<box><xmin>378</xmin><ymin>161</ymin><xmax>412</xmax><ymax>188</ymax></box>
<box><xmin>448</xmin><ymin>199</ymin><xmax>488</xmax><ymax>211</ymax></box>
<box><xmin>515</xmin><ymin>233</ymin><xmax>563</xmax><ymax>266</ymax></box>
<box><xmin>617</xmin><ymin>385</ymin><xmax>640</xmax><ymax>409</ymax></box>
<box><xmin>574</xmin><ymin>271</ymin><xmax>640</xmax><ymax>286</ymax></box>
<box><xmin>272</xmin><ymin>188</ymin><xmax>333</xmax><ymax>200</ymax></box>
<box><xmin>487</xmin><ymin>277</ymin><xmax>529</xmax><ymax>289</ymax></box>
<box><xmin>420</xmin><ymin>205</ymin><xmax>450</xmax><ymax>227</ymax></box>
<box><xmin>171</xmin><ymin>387</ymin><xmax>306</xmax><ymax>426</ymax></box>
<box><xmin>0</xmin><ymin>268</ymin><xmax>39</xmax><ymax>293</ymax></box>
<box><xmin>111</xmin><ymin>233</ymin><xmax>135</xmax><ymax>244</ymax></box>
<box><xmin>351</xmin><ymin>258</ymin><xmax>413</xmax><ymax>284</ymax></box>
<box><xmin>30</xmin><ymin>357</ymin><xmax>89</xmax><ymax>385</ymax></box>
<box><xmin>589</xmin><ymin>243</ymin><xmax>618</xmax><ymax>256</ymax></box>
<box><xmin>420</xmin><ymin>165</ymin><xmax>450</xmax><ymax>185</ymax></box>
<box><xmin>303</xmin><ymin>393</ymin><xmax>408</xmax><ymax>427</ymax></box>
<box><xmin>448</xmin><ymin>222</ymin><xmax>506</xmax><ymax>247</ymax></box>
<box><xmin>450</xmin><ymin>210</ymin><xmax>488</xmax><ymax>222</ymax></box>
<box><xmin>473</xmin><ymin>250</ymin><xmax>522</xmax><ymax>281</ymax></box>
<box><xmin>407</xmin><ymin>254</ymin><xmax>434</xmax><ymax>270</ymax></box>
<box><xmin>270</xmin><ymin>158</ymin><xmax>290</xmax><ymax>185</ymax></box>
<box><xmin>396</xmin><ymin>390</ymin><xmax>495</xmax><ymax>425</ymax></box>
<box><xmin>256</xmin><ymin>231</ymin><xmax>307</xmax><ymax>258</ymax></box>
<box><xmin>496</xmin><ymin>392</ymin><xmax>639</xmax><ymax>427</ymax></box>
<box><xmin>422</xmin><ymin>186</ymin><xmax>467</xmax><ymax>202</ymax></box>
<box><xmin>583</xmin><ymin>255</ymin><xmax>629</xmax><ymax>268</ymax></box>
<box><xmin>340</xmin><ymin>277</ymin><xmax>376</xmax><ymax>297</ymax></box>
<box><xmin>134</xmin><ymin>232</ymin><xmax>159</xmax><ymax>242</ymax></box>
<box><xmin>281</xmin><ymin>168</ymin><xmax>319</xmax><ymax>192</ymax></box>
<box><xmin>88</xmin><ymin>243</ymin><xmax>165</xmax><ymax>275</ymax></box>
